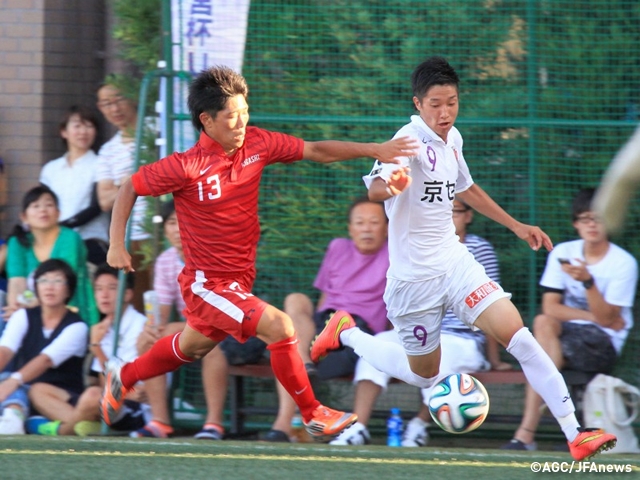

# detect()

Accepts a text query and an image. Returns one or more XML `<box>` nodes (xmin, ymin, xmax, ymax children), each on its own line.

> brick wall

<box><xmin>0</xmin><ymin>0</ymin><xmax>107</xmax><ymax>237</ymax></box>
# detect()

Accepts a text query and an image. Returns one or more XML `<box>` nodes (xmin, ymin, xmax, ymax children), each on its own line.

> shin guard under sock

<box><xmin>121</xmin><ymin>332</ymin><xmax>194</xmax><ymax>389</ymax></box>
<box><xmin>268</xmin><ymin>336</ymin><xmax>320</xmax><ymax>421</ymax></box>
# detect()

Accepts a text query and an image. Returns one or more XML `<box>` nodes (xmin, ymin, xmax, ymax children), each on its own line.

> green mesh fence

<box><xmin>171</xmin><ymin>0</ymin><xmax>640</xmax><ymax>433</ymax></box>
<box><xmin>243</xmin><ymin>1</ymin><xmax>640</xmax><ymax>367</ymax></box>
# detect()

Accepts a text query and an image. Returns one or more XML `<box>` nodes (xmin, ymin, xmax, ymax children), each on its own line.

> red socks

<box><xmin>268</xmin><ymin>336</ymin><xmax>320</xmax><ymax>421</ymax></box>
<box><xmin>121</xmin><ymin>333</ymin><xmax>194</xmax><ymax>389</ymax></box>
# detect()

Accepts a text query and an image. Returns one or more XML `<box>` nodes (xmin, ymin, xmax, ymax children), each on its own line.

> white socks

<box><xmin>340</xmin><ymin>328</ymin><xmax>438</xmax><ymax>389</ymax></box>
<box><xmin>557</xmin><ymin>414</ymin><xmax>580</xmax><ymax>443</ymax></box>
<box><xmin>507</xmin><ymin>327</ymin><xmax>580</xmax><ymax>441</ymax></box>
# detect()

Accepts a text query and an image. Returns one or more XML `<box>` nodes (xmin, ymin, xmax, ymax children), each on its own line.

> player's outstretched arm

<box><xmin>458</xmin><ymin>184</ymin><xmax>553</xmax><ymax>252</ymax></box>
<box><xmin>303</xmin><ymin>136</ymin><xmax>419</xmax><ymax>165</ymax></box>
<box><xmin>106</xmin><ymin>178</ymin><xmax>138</xmax><ymax>272</ymax></box>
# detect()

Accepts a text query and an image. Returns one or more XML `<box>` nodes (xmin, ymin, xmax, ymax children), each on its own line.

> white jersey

<box><xmin>540</xmin><ymin>239</ymin><xmax>638</xmax><ymax>353</ymax></box>
<box><xmin>363</xmin><ymin>115</ymin><xmax>474</xmax><ymax>281</ymax></box>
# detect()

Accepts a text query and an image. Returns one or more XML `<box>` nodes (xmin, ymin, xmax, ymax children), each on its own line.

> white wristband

<box><xmin>385</xmin><ymin>186</ymin><xmax>395</xmax><ymax>197</ymax></box>
<box><xmin>10</xmin><ymin>372</ymin><xmax>24</xmax><ymax>385</ymax></box>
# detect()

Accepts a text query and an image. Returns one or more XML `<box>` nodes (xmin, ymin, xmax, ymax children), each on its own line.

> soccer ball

<box><xmin>427</xmin><ymin>373</ymin><xmax>490</xmax><ymax>434</ymax></box>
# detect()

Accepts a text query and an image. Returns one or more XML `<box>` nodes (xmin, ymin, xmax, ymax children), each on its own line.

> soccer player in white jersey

<box><xmin>311</xmin><ymin>56</ymin><xmax>616</xmax><ymax>460</ymax></box>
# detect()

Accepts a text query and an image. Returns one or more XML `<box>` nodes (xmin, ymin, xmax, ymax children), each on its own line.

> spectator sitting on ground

<box><xmin>95</xmin><ymin>81</ymin><xmax>150</xmax><ymax>311</ymax></box>
<box><xmin>0</xmin><ymin>259</ymin><xmax>88</xmax><ymax>435</ymax></box>
<box><xmin>39</xmin><ymin>105</ymin><xmax>110</xmax><ymax>266</ymax></box>
<box><xmin>5</xmin><ymin>186</ymin><xmax>98</xmax><ymax>325</ymax></box>
<box><xmin>131</xmin><ymin>199</ymin><xmax>266</xmax><ymax>440</ymax></box>
<box><xmin>264</xmin><ymin>196</ymin><xmax>390</xmax><ymax>442</ymax></box>
<box><xmin>330</xmin><ymin>197</ymin><xmax>511</xmax><ymax>446</ymax></box>
<box><xmin>26</xmin><ymin>263</ymin><xmax>149</xmax><ymax>436</ymax></box>
<box><xmin>502</xmin><ymin>187</ymin><xmax>638</xmax><ymax>451</ymax></box>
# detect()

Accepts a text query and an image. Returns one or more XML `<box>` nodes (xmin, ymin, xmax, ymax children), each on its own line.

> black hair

<box><xmin>59</xmin><ymin>105</ymin><xmax>99</xmax><ymax>149</ymax></box>
<box><xmin>96</xmin><ymin>79</ymin><xmax>137</xmax><ymax>103</ymax></box>
<box><xmin>33</xmin><ymin>258</ymin><xmax>77</xmax><ymax>304</ymax></box>
<box><xmin>348</xmin><ymin>196</ymin><xmax>387</xmax><ymax>223</ymax></box>
<box><xmin>571</xmin><ymin>187</ymin><xmax>596</xmax><ymax>221</ymax></box>
<box><xmin>411</xmin><ymin>56</ymin><xmax>460</xmax><ymax>101</ymax></box>
<box><xmin>187</xmin><ymin>66</ymin><xmax>248</xmax><ymax>131</ymax></box>
<box><xmin>93</xmin><ymin>263</ymin><xmax>135</xmax><ymax>290</ymax></box>
<box><xmin>160</xmin><ymin>199</ymin><xmax>176</xmax><ymax>224</ymax></box>
<box><xmin>11</xmin><ymin>185</ymin><xmax>60</xmax><ymax>247</ymax></box>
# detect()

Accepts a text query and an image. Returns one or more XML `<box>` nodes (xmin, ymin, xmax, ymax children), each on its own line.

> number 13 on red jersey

<box><xmin>198</xmin><ymin>174</ymin><xmax>221</xmax><ymax>201</ymax></box>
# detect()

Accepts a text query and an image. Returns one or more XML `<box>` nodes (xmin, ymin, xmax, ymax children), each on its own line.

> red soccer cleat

<box><xmin>310</xmin><ymin>310</ymin><xmax>356</xmax><ymax>363</ymax></box>
<box><xmin>568</xmin><ymin>428</ymin><xmax>617</xmax><ymax>461</ymax></box>
<box><xmin>304</xmin><ymin>404</ymin><xmax>358</xmax><ymax>442</ymax></box>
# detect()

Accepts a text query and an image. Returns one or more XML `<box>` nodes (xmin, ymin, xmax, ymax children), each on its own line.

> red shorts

<box><xmin>178</xmin><ymin>268</ymin><xmax>267</xmax><ymax>343</ymax></box>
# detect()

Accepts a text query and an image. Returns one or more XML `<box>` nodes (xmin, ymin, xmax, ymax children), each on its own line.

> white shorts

<box><xmin>384</xmin><ymin>250</ymin><xmax>511</xmax><ymax>356</ymax></box>
<box><xmin>353</xmin><ymin>330</ymin><xmax>490</xmax><ymax>403</ymax></box>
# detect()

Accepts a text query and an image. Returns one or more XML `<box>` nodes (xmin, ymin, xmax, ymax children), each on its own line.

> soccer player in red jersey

<box><xmin>101</xmin><ymin>66</ymin><xmax>419</xmax><ymax>440</ymax></box>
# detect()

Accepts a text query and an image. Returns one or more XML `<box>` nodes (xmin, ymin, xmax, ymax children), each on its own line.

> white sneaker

<box><xmin>401</xmin><ymin>417</ymin><xmax>428</xmax><ymax>447</ymax></box>
<box><xmin>0</xmin><ymin>408</ymin><xmax>26</xmax><ymax>435</ymax></box>
<box><xmin>329</xmin><ymin>422</ymin><xmax>370</xmax><ymax>445</ymax></box>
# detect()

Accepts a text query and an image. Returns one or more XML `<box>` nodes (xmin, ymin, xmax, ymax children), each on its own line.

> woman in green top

<box><xmin>5</xmin><ymin>185</ymin><xmax>98</xmax><ymax>325</ymax></box>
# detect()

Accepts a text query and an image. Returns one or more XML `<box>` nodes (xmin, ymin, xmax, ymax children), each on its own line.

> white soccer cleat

<box><xmin>329</xmin><ymin>422</ymin><xmax>371</xmax><ymax>445</ymax></box>
<box><xmin>401</xmin><ymin>417</ymin><xmax>429</xmax><ymax>447</ymax></box>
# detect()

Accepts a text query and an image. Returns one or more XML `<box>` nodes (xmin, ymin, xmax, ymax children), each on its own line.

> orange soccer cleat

<box><xmin>568</xmin><ymin>428</ymin><xmax>617</xmax><ymax>461</ymax></box>
<box><xmin>304</xmin><ymin>404</ymin><xmax>358</xmax><ymax>442</ymax></box>
<box><xmin>100</xmin><ymin>359</ymin><xmax>130</xmax><ymax>426</ymax></box>
<box><xmin>310</xmin><ymin>310</ymin><xmax>356</xmax><ymax>363</ymax></box>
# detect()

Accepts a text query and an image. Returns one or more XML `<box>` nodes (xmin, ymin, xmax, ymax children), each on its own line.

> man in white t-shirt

<box><xmin>95</xmin><ymin>83</ymin><xmax>150</xmax><ymax>310</ymax></box>
<box><xmin>95</xmin><ymin>84</ymin><xmax>148</xmax><ymax>242</ymax></box>
<box><xmin>502</xmin><ymin>187</ymin><xmax>638</xmax><ymax>451</ymax></box>
<box><xmin>311</xmin><ymin>56</ymin><xmax>617</xmax><ymax>460</ymax></box>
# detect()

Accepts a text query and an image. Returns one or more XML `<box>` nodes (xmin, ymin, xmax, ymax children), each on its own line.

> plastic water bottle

<box><xmin>143</xmin><ymin>290</ymin><xmax>160</xmax><ymax>326</ymax></box>
<box><xmin>17</xmin><ymin>289</ymin><xmax>37</xmax><ymax>308</ymax></box>
<box><xmin>386</xmin><ymin>407</ymin><xmax>403</xmax><ymax>447</ymax></box>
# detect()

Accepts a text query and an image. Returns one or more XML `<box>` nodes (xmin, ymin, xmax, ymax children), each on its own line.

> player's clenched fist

<box><xmin>387</xmin><ymin>167</ymin><xmax>412</xmax><ymax>196</ymax></box>
<box><xmin>106</xmin><ymin>245</ymin><xmax>135</xmax><ymax>272</ymax></box>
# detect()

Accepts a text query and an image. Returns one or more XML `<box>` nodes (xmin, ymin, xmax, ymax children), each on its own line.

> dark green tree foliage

<box><xmin>112</xmin><ymin>0</ymin><xmax>163</xmax><ymax>72</ymax></box>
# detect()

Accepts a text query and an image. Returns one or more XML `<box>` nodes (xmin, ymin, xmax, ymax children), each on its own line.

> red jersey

<box><xmin>132</xmin><ymin>128</ymin><xmax>304</xmax><ymax>283</ymax></box>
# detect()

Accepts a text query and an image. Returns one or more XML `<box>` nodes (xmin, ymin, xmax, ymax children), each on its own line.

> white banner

<box><xmin>172</xmin><ymin>0</ymin><xmax>251</xmax><ymax>75</ymax></box>
<box><xmin>163</xmin><ymin>0</ymin><xmax>251</xmax><ymax>153</ymax></box>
